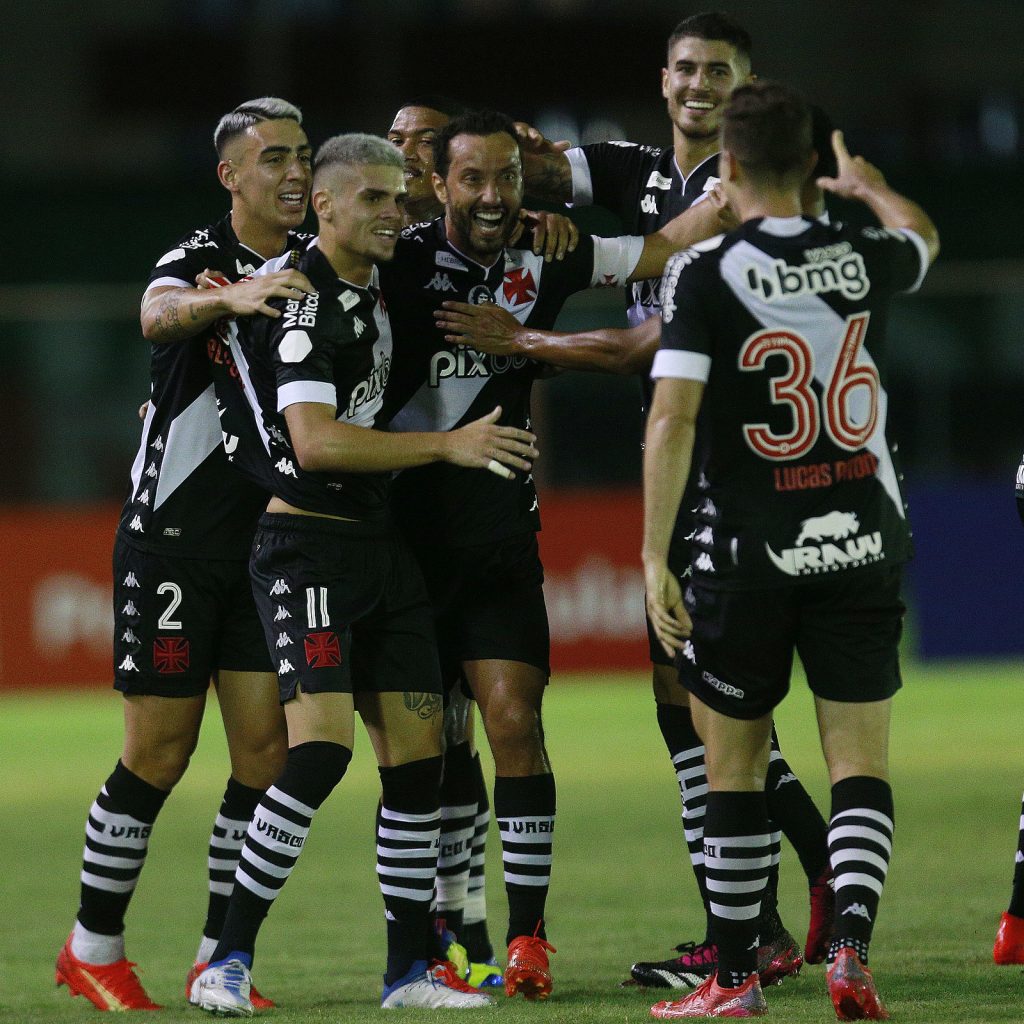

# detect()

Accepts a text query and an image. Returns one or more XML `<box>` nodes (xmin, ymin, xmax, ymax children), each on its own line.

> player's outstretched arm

<box><xmin>627</xmin><ymin>198</ymin><xmax>726</xmax><ymax>283</ymax></box>
<box><xmin>285</xmin><ymin>403</ymin><xmax>537</xmax><ymax>479</ymax></box>
<box><xmin>140</xmin><ymin>270</ymin><xmax>315</xmax><ymax>343</ymax></box>
<box><xmin>515</xmin><ymin>122</ymin><xmax>574</xmax><ymax>204</ymax></box>
<box><xmin>435</xmin><ymin>300</ymin><xmax>659</xmax><ymax>376</ymax></box>
<box><xmin>817</xmin><ymin>130</ymin><xmax>939</xmax><ymax>265</ymax></box>
<box><xmin>511</xmin><ymin>209</ymin><xmax>580</xmax><ymax>262</ymax></box>
<box><xmin>642</xmin><ymin>376</ymin><xmax>703</xmax><ymax>656</ymax></box>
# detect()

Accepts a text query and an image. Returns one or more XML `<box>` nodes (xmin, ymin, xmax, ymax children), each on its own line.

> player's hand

<box><xmin>218</xmin><ymin>271</ymin><xmax>316</xmax><ymax>318</ymax></box>
<box><xmin>816</xmin><ymin>129</ymin><xmax>888</xmax><ymax>200</ymax></box>
<box><xmin>514</xmin><ymin>209</ymin><xmax>579</xmax><ymax>262</ymax></box>
<box><xmin>514</xmin><ymin>122</ymin><xmax>572</xmax><ymax>158</ymax></box>
<box><xmin>435</xmin><ymin>301</ymin><xmax>524</xmax><ymax>355</ymax></box>
<box><xmin>195</xmin><ymin>268</ymin><xmax>231</xmax><ymax>290</ymax></box>
<box><xmin>443</xmin><ymin>406</ymin><xmax>538</xmax><ymax>479</ymax></box>
<box><xmin>644</xmin><ymin>558</ymin><xmax>691</xmax><ymax>657</ymax></box>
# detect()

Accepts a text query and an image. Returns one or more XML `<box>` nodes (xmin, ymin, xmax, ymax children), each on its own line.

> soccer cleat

<box><xmin>805</xmin><ymin>867</ymin><xmax>836</xmax><ymax>964</ymax></box>
<box><xmin>189</xmin><ymin>959</ymin><xmax>254</xmax><ymax>1017</ymax></box>
<box><xmin>435</xmin><ymin>919</ymin><xmax>471</xmax><ymax>980</ymax></box>
<box><xmin>381</xmin><ymin>959</ymin><xmax>495</xmax><ymax>1008</ymax></box>
<box><xmin>468</xmin><ymin>957</ymin><xmax>504</xmax><ymax>989</ymax></box>
<box><xmin>650</xmin><ymin>971</ymin><xmax>767</xmax><ymax>1018</ymax></box>
<box><xmin>994</xmin><ymin>911</ymin><xmax>1024</xmax><ymax>964</ymax></box>
<box><xmin>757</xmin><ymin>928</ymin><xmax>803</xmax><ymax>986</ymax></box>
<box><xmin>505</xmin><ymin>931</ymin><xmax>556</xmax><ymax>1000</ymax></box>
<box><xmin>187</xmin><ymin>961</ymin><xmax>275</xmax><ymax>1009</ymax></box>
<box><xmin>826</xmin><ymin>947</ymin><xmax>889</xmax><ymax>1021</ymax></box>
<box><xmin>630</xmin><ymin>941</ymin><xmax>719</xmax><ymax>989</ymax></box>
<box><xmin>55</xmin><ymin>933</ymin><xmax>161</xmax><ymax>1011</ymax></box>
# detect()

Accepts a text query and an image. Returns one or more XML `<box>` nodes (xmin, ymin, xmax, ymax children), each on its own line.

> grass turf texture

<box><xmin>3</xmin><ymin>663</ymin><xmax>1023</xmax><ymax>1022</ymax></box>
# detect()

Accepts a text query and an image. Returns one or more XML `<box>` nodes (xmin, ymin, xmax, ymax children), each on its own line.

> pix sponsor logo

<box><xmin>766</xmin><ymin>510</ymin><xmax>885</xmax><ymax>577</ymax></box>
<box><xmin>744</xmin><ymin>251</ymin><xmax>870</xmax><ymax>302</ymax></box>
<box><xmin>428</xmin><ymin>346</ymin><xmax>530</xmax><ymax>387</ymax></box>
<box><xmin>346</xmin><ymin>353</ymin><xmax>391</xmax><ymax>418</ymax></box>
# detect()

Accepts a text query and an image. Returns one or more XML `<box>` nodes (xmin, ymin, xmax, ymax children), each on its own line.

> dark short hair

<box><xmin>667</xmin><ymin>11</ymin><xmax>752</xmax><ymax>63</ymax></box>
<box><xmin>432</xmin><ymin>109</ymin><xmax>519</xmax><ymax>181</ymax></box>
<box><xmin>214</xmin><ymin>97</ymin><xmax>302</xmax><ymax>156</ymax></box>
<box><xmin>722</xmin><ymin>81</ymin><xmax>812</xmax><ymax>182</ymax></box>
<box><xmin>395</xmin><ymin>95</ymin><xmax>468</xmax><ymax>121</ymax></box>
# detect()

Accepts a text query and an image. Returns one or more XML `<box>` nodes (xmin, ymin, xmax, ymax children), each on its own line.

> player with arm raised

<box><xmin>643</xmin><ymin>81</ymin><xmax>937</xmax><ymax>1019</ymax></box>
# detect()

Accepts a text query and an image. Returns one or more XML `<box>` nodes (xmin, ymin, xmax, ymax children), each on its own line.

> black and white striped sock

<box><xmin>378</xmin><ymin>756</ymin><xmax>443</xmax><ymax>985</ymax></box>
<box><xmin>703</xmin><ymin>791</ymin><xmax>771</xmax><ymax>988</ymax></box>
<box><xmin>211</xmin><ymin>742</ymin><xmax>351</xmax><ymax>964</ymax></box>
<box><xmin>74</xmin><ymin>761</ymin><xmax>169</xmax><ymax>962</ymax></box>
<box><xmin>827</xmin><ymin>776</ymin><xmax>895</xmax><ymax>965</ymax></box>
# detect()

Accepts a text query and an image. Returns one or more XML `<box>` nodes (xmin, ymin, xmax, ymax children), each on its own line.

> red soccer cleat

<box><xmin>505</xmin><ymin>930</ymin><xmax>556</xmax><ymax>1001</ymax></box>
<box><xmin>650</xmin><ymin>971</ymin><xmax>767</xmax><ymax>1018</ymax></box>
<box><xmin>805</xmin><ymin>867</ymin><xmax>836</xmax><ymax>964</ymax></box>
<box><xmin>55</xmin><ymin>933</ymin><xmax>161</xmax><ymax>1011</ymax></box>
<box><xmin>187</xmin><ymin>960</ymin><xmax>276</xmax><ymax>1009</ymax></box>
<box><xmin>994</xmin><ymin>911</ymin><xmax>1024</xmax><ymax>964</ymax></box>
<box><xmin>757</xmin><ymin>929</ymin><xmax>803</xmax><ymax>985</ymax></box>
<box><xmin>826</xmin><ymin>947</ymin><xmax>889</xmax><ymax>1021</ymax></box>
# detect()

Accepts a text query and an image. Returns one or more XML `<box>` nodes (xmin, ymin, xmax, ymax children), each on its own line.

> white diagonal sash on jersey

<box><xmin>720</xmin><ymin>240</ymin><xmax>903</xmax><ymax>518</ymax></box>
<box><xmin>153</xmin><ymin>383</ymin><xmax>223</xmax><ymax>509</ymax></box>
<box><xmin>225</xmin><ymin>322</ymin><xmax>273</xmax><ymax>455</ymax></box>
<box><xmin>128</xmin><ymin>398</ymin><xmax>157</xmax><ymax>500</ymax></box>
<box><xmin>389</xmin><ymin>370</ymin><xmax>491</xmax><ymax>433</ymax></box>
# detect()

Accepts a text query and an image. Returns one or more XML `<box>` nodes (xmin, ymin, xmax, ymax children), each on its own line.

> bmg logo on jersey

<box><xmin>428</xmin><ymin>346</ymin><xmax>530</xmax><ymax>387</ymax></box>
<box><xmin>766</xmin><ymin>510</ymin><xmax>884</xmax><ymax>576</ymax></box>
<box><xmin>745</xmin><ymin>251</ymin><xmax>869</xmax><ymax>302</ymax></box>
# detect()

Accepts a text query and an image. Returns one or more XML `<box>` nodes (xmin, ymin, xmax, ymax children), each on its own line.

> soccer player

<box><xmin>376</xmin><ymin>107</ymin><xmax>721</xmax><ymax>1001</ymax></box>
<box><xmin>643</xmin><ymin>82</ymin><xmax>938</xmax><ymax>1018</ymax></box>
<box><xmin>189</xmin><ymin>133</ymin><xmax>537</xmax><ymax>1015</ymax></box>
<box><xmin>55</xmin><ymin>97</ymin><xmax>316</xmax><ymax>1012</ymax></box>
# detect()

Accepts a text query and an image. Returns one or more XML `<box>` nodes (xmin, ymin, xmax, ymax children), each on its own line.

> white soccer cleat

<box><xmin>189</xmin><ymin>958</ymin><xmax>254</xmax><ymax>1017</ymax></box>
<box><xmin>381</xmin><ymin>959</ymin><xmax>496</xmax><ymax>1009</ymax></box>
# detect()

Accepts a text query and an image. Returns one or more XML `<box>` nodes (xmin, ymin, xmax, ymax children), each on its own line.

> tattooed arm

<box><xmin>515</xmin><ymin>122</ymin><xmax>574</xmax><ymax>204</ymax></box>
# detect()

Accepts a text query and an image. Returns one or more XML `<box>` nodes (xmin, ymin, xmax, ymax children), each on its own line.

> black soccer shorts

<box><xmin>250</xmin><ymin>513</ymin><xmax>441</xmax><ymax>704</ymax></box>
<box><xmin>412</xmin><ymin>530</ymin><xmax>551</xmax><ymax>688</ymax></box>
<box><xmin>112</xmin><ymin>534</ymin><xmax>272</xmax><ymax>698</ymax></box>
<box><xmin>677</xmin><ymin>564</ymin><xmax>906</xmax><ymax>719</ymax></box>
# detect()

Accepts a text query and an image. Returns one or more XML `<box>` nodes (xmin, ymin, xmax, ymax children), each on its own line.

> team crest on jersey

<box><xmin>766</xmin><ymin>510</ymin><xmax>884</xmax><ymax>577</ymax></box>
<box><xmin>305</xmin><ymin>630</ymin><xmax>342</xmax><ymax>669</ymax></box>
<box><xmin>154</xmin><ymin>637</ymin><xmax>190</xmax><ymax>674</ymax></box>
<box><xmin>502</xmin><ymin>267</ymin><xmax>538</xmax><ymax>307</ymax></box>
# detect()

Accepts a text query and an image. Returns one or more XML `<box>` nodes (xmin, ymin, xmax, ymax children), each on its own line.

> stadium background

<box><xmin>1</xmin><ymin>0</ymin><xmax>1022</xmax><ymax>681</ymax></box>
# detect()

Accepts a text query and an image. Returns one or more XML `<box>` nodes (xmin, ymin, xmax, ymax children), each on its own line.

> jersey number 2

<box><xmin>738</xmin><ymin>313</ymin><xmax>877</xmax><ymax>461</ymax></box>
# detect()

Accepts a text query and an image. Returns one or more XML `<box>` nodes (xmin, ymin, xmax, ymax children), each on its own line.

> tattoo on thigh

<box><xmin>403</xmin><ymin>692</ymin><xmax>442</xmax><ymax>720</ymax></box>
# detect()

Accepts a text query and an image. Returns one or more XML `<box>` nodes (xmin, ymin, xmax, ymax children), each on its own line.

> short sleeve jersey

<box><xmin>379</xmin><ymin>218</ymin><xmax>642</xmax><ymax>548</ymax></box>
<box><xmin>654</xmin><ymin>215</ymin><xmax>929</xmax><ymax>588</ymax></box>
<box><xmin>122</xmin><ymin>215</ymin><xmax>310</xmax><ymax>559</ymax></box>
<box><xmin>226</xmin><ymin>241</ymin><xmax>394</xmax><ymax>526</ymax></box>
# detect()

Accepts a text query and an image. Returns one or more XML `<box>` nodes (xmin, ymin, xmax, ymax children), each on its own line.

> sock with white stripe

<box><xmin>1007</xmin><ymin>791</ymin><xmax>1024</xmax><ymax>917</ymax></box>
<box><xmin>827</xmin><ymin>775</ymin><xmax>894</xmax><ymax>965</ymax></box>
<box><xmin>201</xmin><ymin>776</ymin><xmax>264</xmax><ymax>948</ymax></box>
<box><xmin>73</xmin><ymin>761</ymin><xmax>169</xmax><ymax>963</ymax></box>
<box><xmin>656</xmin><ymin>704</ymin><xmax>710</xmax><ymax>912</ymax></box>
<box><xmin>703</xmin><ymin>791</ymin><xmax>771</xmax><ymax>988</ymax></box>
<box><xmin>765</xmin><ymin>728</ymin><xmax>829</xmax><ymax>879</ymax></box>
<box><xmin>495</xmin><ymin>773</ymin><xmax>556</xmax><ymax>945</ymax></box>
<box><xmin>211</xmin><ymin>741</ymin><xmax>351</xmax><ymax>964</ymax></box>
<box><xmin>462</xmin><ymin>752</ymin><xmax>494</xmax><ymax>962</ymax></box>
<box><xmin>758</xmin><ymin>821</ymin><xmax>786</xmax><ymax>939</ymax></box>
<box><xmin>436</xmin><ymin>741</ymin><xmax>477</xmax><ymax>937</ymax></box>
<box><xmin>378</xmin><ymin>756</ymin><xmax>443</xmax><ymax>986</ymax></box>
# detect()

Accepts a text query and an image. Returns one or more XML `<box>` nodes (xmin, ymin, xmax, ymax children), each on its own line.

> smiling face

<box><xmin>661</xmin><ymin>35</ymin><xmax>751</xmax><ymax>144</ymax></box>
<box><xmin>387</xmin><ymin>105</ymin><xmax>451</xmax><ymax>215</ymax></box>
<box><xmin>434</xmin><ymin>131</ymin><xmax>523</xmax><ymax>265</ymax></box>
<box><xmin>218</xmin><ymin>118</ymin><xmax>312</xmax><ymax>237</ymax></box>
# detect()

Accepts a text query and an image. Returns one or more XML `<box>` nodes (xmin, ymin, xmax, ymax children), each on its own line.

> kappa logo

<box><xmin>278</xmin><ymin>659</ymin><xmax>295</xmax><ymax>674</ymax></box>
<box><xmin>767</xmin><ymin>511</ymin><xmax>885</xmax><ymax>577</ymax></box>
<box><xmin>121</xmin><ymin>628</ymin><xmax>140</xmax><ymax>644</ymax></box>
<box><xmin>270</xmin><ymin>579</ymin><xmax>291</xmax><ymax>596</ymax></box>
<box><xmin>842</xmin><ymin>903</ymin><xmax>872</xmax><ymax>921</ymax></box>
<box><xmin>275</xmin><ymin>457</ymin><xmax>298</xmax><ymax>477</ymax></box>
<box><xmin>236</xmin><ymin>258</ymin><xmax>256</xmax><ymax>276</ymax></box>
<box><xmin>425</xmin><ymin>271</ymin><xmax>458</xmax><ymax>293</ymax></box>
<box><xmin>339</xmin><ymin>289</ymin><xmax>359</xmax><ymax>311</ymax></box>
<box><xmin>150</xmin><ymin>435</ymin><xmax>164</xmax><ymax>451</ymax></box>
<box><xmin>275</xmin><ymin>632</ymin><xmax>292</xmax><ymax>649</ymax></box>
<box><xmin>123</xmin><ymin>572</ymin><xmax>140</xmax><ymax>588</ymax></box>
<box><xmin>693</xmin><ymin>526</ymin><xmax>713</xmax><ymax>546</ymax></box>
<box><xmin>681</xmin><ymin>640</ymin><xmax>696</xmax><ymax>664</ymax></box>
<box><xmin>153</xmin><ymin>637</ymin><xmax>190</xmax><ymax>674</ymax></box>
<box><xmin>694</xmin><ymin>552</ymin><xmax>715</xmax><ymax>573</ymax></box>
<box><xmin>118</xmin><ymin>654</ymin><xmax>139</xmax><ymax>672</ymax></box>
<box><xmin>353</xmin><ymin>316</ymin><xmax>366</xmax><ymax>338</ymax></box>
<box><xmin>435</xmin><ymin>251</ymin><xmax>468</xmax><ymax>273</ymax></box>
<box><xmin>745</xmin><ymin>251</ymin><xmax>869</xmax><ymax>302</ymax></box>
<box><xmin>775</xmin><ymin>772</ymin><xmax>797</xmax><ymax>790</ymax></box>
<box><xmin>129</xmin><ymin>515</ymin><xmax>144</xmax><ymax>532</ymax></box>
<box><xmin>646</xmin><ymin>171</ymin><xmax>673</xmax><ymax>190</ymax></box>
<box><xmin>640</xmin><ymin>194</ymin><xmax>659</xmax><ymax>215</ymax></box>
<box><xmin>702</xmin><ymin>670</ymin><xmax>744</xmax><ymax>699</ymax></box>
<box><xmin>136</xmin><ymin>489</ymin><xmax>150</xmax><ymax>506</ymax></box>
<box><xmin>267</xmin><ymin>423</ymin><xmax>288</xmax><ymax>447</ymax></box>
<box><xmin>145</xmin><ymin>462</ymin><xmax>158</xmax><ymax>479</ymax></box>
<box><xmin>122</xmin><ymin>600</ymin><xmax>139</xmax><ymax>616</ymax></box>
<box><xmin>274</xmin><ymin>605</ymin><xmax>291</xmax><ymax>621</ymax></box>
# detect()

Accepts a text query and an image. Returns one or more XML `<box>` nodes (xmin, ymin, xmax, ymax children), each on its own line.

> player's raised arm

<box><xmin>817</xmin><ymin>129</ymin><xmax>939</xmax><ymax>265</ymax></box>
<box><xmin>627</xmin><ymin>197</ymin><xmax>727</xmax><ymax>283</ymax></box>
<box><xmin>515</xmin><ymin>122</ymin><xmax>574</xmax><ymax>203</ymax></box>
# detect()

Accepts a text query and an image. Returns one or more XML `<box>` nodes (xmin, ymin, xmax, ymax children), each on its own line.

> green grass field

<box><xmin>3</xmin><ymin>663</ymin><xmax>1023</xmax><ymax>1022</ymax></box>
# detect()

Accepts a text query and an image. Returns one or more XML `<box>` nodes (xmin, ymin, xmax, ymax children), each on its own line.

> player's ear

<box><xmin>217</xmin><ymin>160</ymin><xmax>235</xmax><ymax>192</ymax></box>
<box><xmin>661</xmin><ymin>66</ymin><xmax>670</xmax><ymax>99</ymax></box>
<box><xmin>312</xmin><ymin>186</ymin><xmax>332</xmax><ymax>220</ymax></box>
<box><xmin>432</xmin><ymin>172</ymin><xmax>447</xmax><ymax>205</ymax></box>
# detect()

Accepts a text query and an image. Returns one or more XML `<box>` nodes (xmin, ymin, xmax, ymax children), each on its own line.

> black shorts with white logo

<box><xmin>250</xmin><ymin>513</ymin><xmax>441</xmax><ymax>703</ymax></box>
<box><xmin>112</xmin><ymin>533</ymin><xmax>271</xmax><ymax>698</ymax></box>
<box><xmin>411</xmin><ymin>530</ymin><xmax>550</xmax><ymax>687</ymax></box>
<box><xmin>678</xmin><ymin>564</ymin><xmax>905</xmax><ymax>720</ymax></box>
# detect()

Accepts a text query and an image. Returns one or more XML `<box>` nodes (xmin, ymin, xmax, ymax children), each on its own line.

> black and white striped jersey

<box><xmin>225</xmin><ymin>241</ymin><xmax>393</xmax><ymax>525</ymax></box>
<box><xmin>121</xmin><ymin>216</ymin><xmax>309</xmax><ymax>558</ymax></box>
<box><xmin>654</xmin><ymin>215</ymin><xmax>929</xmax><ymax>588</ymax></box>
<box><xmin>566</xmin><ymin>142</ymin><xmax>720</xmax><ymax>327</ymax></box>
<box><xmin>379</xmin><ymin>217</ymin><xmax>643</xmax><ymax>548</ymax></box>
